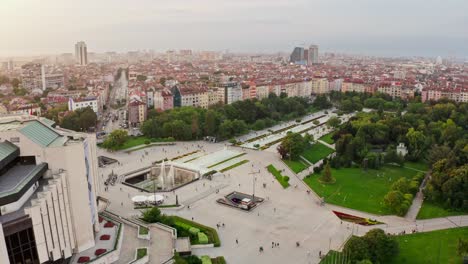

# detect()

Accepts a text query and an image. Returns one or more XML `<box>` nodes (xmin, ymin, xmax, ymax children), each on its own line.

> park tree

<box><xmin>312</xmin><ymin>95</ymin><xmax>332</xmax><ymax>109</ymax></box>
<box><xmin>405</xmin><ymin>128</ymin><xmax>427</xmax><ymax>161</ymax></box>
<box><xmin>277</xmin><ymin>132</ymin><xmax>305</xmax><ymax>160</ymax></box>
<box><xmin>102</xmin><ymin>129</ymin><xmax>128</xmax><ymax>150</ymax></box>
<box><xmin>391</xmin><ymin>178</ymin><xmax>410</xmax><ymax>194</ymax></box>
<box><xmin>383</xmin><ymin>190</ymin><xmax>405</xmax><ymax>215</ymax></box>
<box><xmin>204</xmin><ymin>110</ymin><xmax>217</xmax><ymax>136</ymax></box>
<box><xmin>60</xmin><ymin>107</ymin><xmax>97</xmax><ymax>131</ymax></box>
<box><xmin>320</xmin><ymin>162</ymin><xmax>335</xmax><ymax>183</ymax></box>
<box><xmin>327</xmin><ymin>116</ymin><xmax>341</xmax><ymax>128</ymax></box>
<box><xmin>363</xmin><ymin>229</ymin><xmax>399</xmax><ymax>263</ymax></box>
<box><xmin>343</xmin><ymin>236</ymin><xmax>369</xmax><ymax>262</ymax></box>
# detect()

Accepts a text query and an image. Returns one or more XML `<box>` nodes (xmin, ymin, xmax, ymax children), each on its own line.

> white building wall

<box><xmin>0</xmin><ymin>223</ymin><xmax>8</xmax><ymax>264</ymax></box>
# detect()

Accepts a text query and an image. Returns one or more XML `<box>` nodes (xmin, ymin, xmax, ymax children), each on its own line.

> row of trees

<box><xmin>60</xmin><ymin>107</ymin><xmax>97</xmax><ymax>132</ymax></box>
<box><xmin>384</xmin><ymin>173</ymin><xmax>424</xmax><ymax>215</ymax></box>
<box><xmin>141</xmin><ymin>94</ymin><xmax>312</xmax><ymax>141</ymax></box>
<box><xmin>343</xmin><ymin>229</ymin><xmax>399</xmax><ymax>263</ymax></box>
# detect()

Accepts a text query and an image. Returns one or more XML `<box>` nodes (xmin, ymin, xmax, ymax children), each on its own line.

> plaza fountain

<box><xmin>123</xmin><ymin>161</ymin><xmax>200</xmax><ymax>192</ymax></box>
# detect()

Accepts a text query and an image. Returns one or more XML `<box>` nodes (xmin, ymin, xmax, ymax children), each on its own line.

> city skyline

<box><xmin>1</xmin><ymin>0</ymin><xmax>467</xmax><ymax>58</ymax></box>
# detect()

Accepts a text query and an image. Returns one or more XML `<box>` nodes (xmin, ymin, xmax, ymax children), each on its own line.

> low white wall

<box><xmin>191</xmin><ymin>244</ymin><xmax>214</xmax><ymax>249</ymax></box>
<box><xmin>128</xmin><ymin>247</ymin><xmax>149</xmax><ymax>264</ymax></box>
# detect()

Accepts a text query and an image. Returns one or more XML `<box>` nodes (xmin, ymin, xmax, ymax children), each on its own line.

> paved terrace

<box><xmin>98</xmin><ymin>140</ymin><xmax>468</xmax><ymax>264</ymax></box>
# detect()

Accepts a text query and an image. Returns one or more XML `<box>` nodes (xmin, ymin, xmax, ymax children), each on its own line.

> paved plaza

<box><xmin>98</xmin><ymin>131</ymin><xmax>468</xmax><ymax>264</ymax></box>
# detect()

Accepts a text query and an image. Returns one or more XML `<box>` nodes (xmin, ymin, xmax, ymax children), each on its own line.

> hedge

<box><xmin>172</xmin><ymin>216</ymin><xmax>221</xmax><ymax>247</ymax></box>
<box><xmin>189</xmin><ymin>227</ymin><xmax>200</xmax><ymax>235</ymax></box>
<box><xmin>198</xmin><ymin>232</ymin><xmax>209</xmax><ymax>244</ymax></box>
<box><xmin>201</xmin><ymin>256</ymin><xmax>212</xmax><ymax>264</ymax></box>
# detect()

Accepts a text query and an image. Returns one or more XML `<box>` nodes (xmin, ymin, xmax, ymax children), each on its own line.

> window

<box><xmin>10</xmin><ymin>137</ymin><xmax>20</xmax><ymax>143</ymax></box>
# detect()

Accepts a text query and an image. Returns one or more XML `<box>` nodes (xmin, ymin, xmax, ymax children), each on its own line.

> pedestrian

<box><xmin>216</xmin><ymin>224</ymin><xmax>219</xmax><ymax>229</ymax></box>
<box><xmin>191</xmin><ymin>217</ymin><xmax>194</xmax><ymax>221</ymax></box>
<box><xmin>319</xmin><ymin>251</ymin><xmax>322</xmax><ymax>258</ymax></box>
<box><xmin>222</xmin><ymin>223</ymin><xmax>225</xmax><ymax>228</ymax></box>
<box><xmin>272</xmin><ymin>242</ymin><xmax>274</xmax><ymax>248</ymax></box>
<box><xmin>236</xmin><ymin>239</ymin><xmax>238</xmax><ymax>244</ymax></box>
<box><xmin>277</xmin><ymin>242</ymin><xmax>279</xmax><ymax>247</ymax></box>
<box><xmin>121</xmin><ymin>202</ymin><xmax>123</xmax><ymax>206</ymax></box>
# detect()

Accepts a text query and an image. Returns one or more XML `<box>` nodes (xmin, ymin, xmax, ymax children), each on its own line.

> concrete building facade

<box><xmin>0</xmin><ymin>115</ymin><xmax>100</xmax><ymax>264</ymax></box>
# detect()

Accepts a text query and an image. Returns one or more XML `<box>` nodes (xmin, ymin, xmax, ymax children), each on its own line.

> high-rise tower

<box><xmin>75</xmin><ymin>41</ymin><xmax>88</xmax><ymax>66</ymax></box>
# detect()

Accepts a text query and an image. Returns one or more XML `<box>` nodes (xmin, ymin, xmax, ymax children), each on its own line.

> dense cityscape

<box><xmin>0</xmin><ymin>1</ymin><xmax>467</xmax><ymax>264</ymax></box>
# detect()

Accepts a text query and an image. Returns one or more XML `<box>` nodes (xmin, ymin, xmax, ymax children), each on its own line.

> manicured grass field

<box><xmin>106</xmin><ymin>136</ymin><xmax>173</xmax><ymax>151</ymax></box>
<box><xmin>283</xmin><ymin>159</ymin><xmax>309</xmax><ymax>173</ymax></box>
<box><xmin>390</xmin><ymin>227</ymin><xmax>468</xmax><ymax>264</ymax></box>
<box><xmin>267</xmin><ymin>164</ymin><xmax>290</xmax><ymax>188</ymax></box>
<box><xmin>304</xmin><ymin>165</ymin><xmax>420</xmax><ymax>215</ymax></box>
<box><xmin>319</xmin><ymin>250</ymin><xmax>342</xmax><ymax>264</ymax></box>
<box><xmin>319</xmin><ymin>133</ymin><xmax>335</xmax><ymax>144</ymax></box>
<box><xmin>417</xmin><ymin>201</ymin><xmax>467</xmax><ymax>220</ymax></box>
<box><xmin>219</xmin><ymin>160</ymin><xmax>249</xmax><ymax>172</ymax></box>
<box><xmin>301</xmin><ymin>142</ymin><xmax>335</xmax><ymax>164</ymax></box>
<box><xmin>404</xmin><ymin>161</ymin><xmax>429</xmax><ymax>172</ymax></box>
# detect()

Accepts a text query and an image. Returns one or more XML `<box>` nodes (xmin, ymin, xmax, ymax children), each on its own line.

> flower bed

<box><xmin>77</xmin><ymin>256</ymin><xmax>90</xmax><ymax>263</ymax></box>
<box><xmin>94</xmin><ymin>248</ymin><xmax>107</xmax><ymax>256</ymax></box>
<box><xmin>100</xmin><ymin>234</ymin><xmax>110</xmax><ymax>240</ymax></box>
<box><xmin>104</xmin><ymin>221</ymin><xmax>115</xmax><ymax>228</ymax></box>
<box><xmin>332</xmin><ymin>211</ymin><xmax>383</xmax><ymax>226</ymax></box>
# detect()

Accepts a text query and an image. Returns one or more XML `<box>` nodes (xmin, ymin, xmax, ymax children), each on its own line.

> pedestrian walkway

<box><xmin>317</xmin><ymin>139</ymin><xmax>335</xmax><ymax>150</ymax></box>
<box><xmin>149</xmin><ymin>224</ymin><xmax>175</xmax><ymax>264</ymax></box>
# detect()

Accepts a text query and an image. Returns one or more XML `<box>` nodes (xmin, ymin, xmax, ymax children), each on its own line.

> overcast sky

<box><xmin>1</xmin><ymin>0</ymin><xmax>467</xmax><ymax>57</ymax></box>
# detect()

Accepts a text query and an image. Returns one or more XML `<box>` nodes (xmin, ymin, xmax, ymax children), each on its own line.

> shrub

<box><xmin>284</xmin><ymin>176</ymin><xmax>290</xmax><ymax>182</ymax></box>
<box><xmin>211</xmin><ymin>257</ymin><xmax>226</xmax><ymax>264</ymax></box>
<box><xmin>253</xmin><ymin>144</ymin><xmax>260</xmax><ymax>148</ymax></box>
<box><xmin>144</xmin><ymin>139</ymin><xmax>150</xmax><ymax>145</ymax></box>
<box><xmin>201</xmin><ymin>256</ymin><xmax>212</xmax><ymax>264</ymax></box>
<box><xmin>189</xmin><ymin>227</ymin><xmax>200</xmax><ymax>235</ymax></box>
<box><xmin>198</xmin><ymin>232</ymin><xmax>209</xmax><ymax>244</ymax></box>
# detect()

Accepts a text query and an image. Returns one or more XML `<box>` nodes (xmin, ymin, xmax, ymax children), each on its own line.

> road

<box><xmin>98</xmin><ymin>69</ymin><xmax>129</xmax><ymax>135</ymax></box>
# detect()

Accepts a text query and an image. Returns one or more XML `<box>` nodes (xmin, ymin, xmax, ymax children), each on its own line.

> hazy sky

<box><xmin>1</xmin><ymin>0</ymin><xmax>467</xmax><ymax>57</ymax></box>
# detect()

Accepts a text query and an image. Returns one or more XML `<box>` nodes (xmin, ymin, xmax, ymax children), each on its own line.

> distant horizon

<box><xmin>0</xmin><ymin>46</ymin><xmax>464</xmax><ymax>61</ymax></box>
<box><xmin>1</xmin><ymin>0</ymin><xmax>467</xmax><ymax>59</ymax></box>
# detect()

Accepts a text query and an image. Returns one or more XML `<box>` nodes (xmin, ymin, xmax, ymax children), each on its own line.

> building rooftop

<box><xmin>0</xmin><ymin>140</ymin><xmax>19</xmax><ymax>169</ymax></box>
<box><xmin>0</xmin><ymin>163</ymin><xmax>48</xmax><ymax>206</ymax></box>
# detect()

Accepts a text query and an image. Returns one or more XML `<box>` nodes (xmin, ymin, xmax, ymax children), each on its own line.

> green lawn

<box><xmin>319</xmin><ymin>250</ymin><xmax>342</xmax><ymax>264</ymax></box>
<box><xmin>106</xmin><ymin>136</ymin><xmax>173</xmax><ymax>151</ymax></box>
<box><xmin>207</xmin><ymin>153</ymin><xmax>246</xmax><ymax>168</ymax></box>
<box><xmin>219</xmin><ymin>160</ymin><xmax>249</xmax><ymax>172</ymax></box>
<box><xmin>404</xmin><ymin>161</ymin><xmax>429</xmax><ymax>172</ymax></box>
<box><xmin>301</xmin><ymin>142</ymin><xmax>335</xmax><ymax>164</ymax></box>
<box><xmin>267</xmin><ymin>164</ymin><xmax>290</xmax><ymax>188</ymax></box>
<box><xmin>319</xmin><ymin>133</ymin><xmax>335</xmax><ymax>144</ymax></box>
<box><xmin>304</xmin><ymin>165</ymin><xmax>420</xmax><ymax>215</ymax></box>
<box><xmin>283</xmin><ymin>159</ymin><xmax>309</xmax><ymax>173</ymax></box>
<box><xmin>390</xmin><ymin>227</ymin><xmax>468</xmax><ymax>264</ymax></box>
<box><xmin>417</xmin><ymin>201</ymin><xmax>467</xmax><ymax>220</ymax></box>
